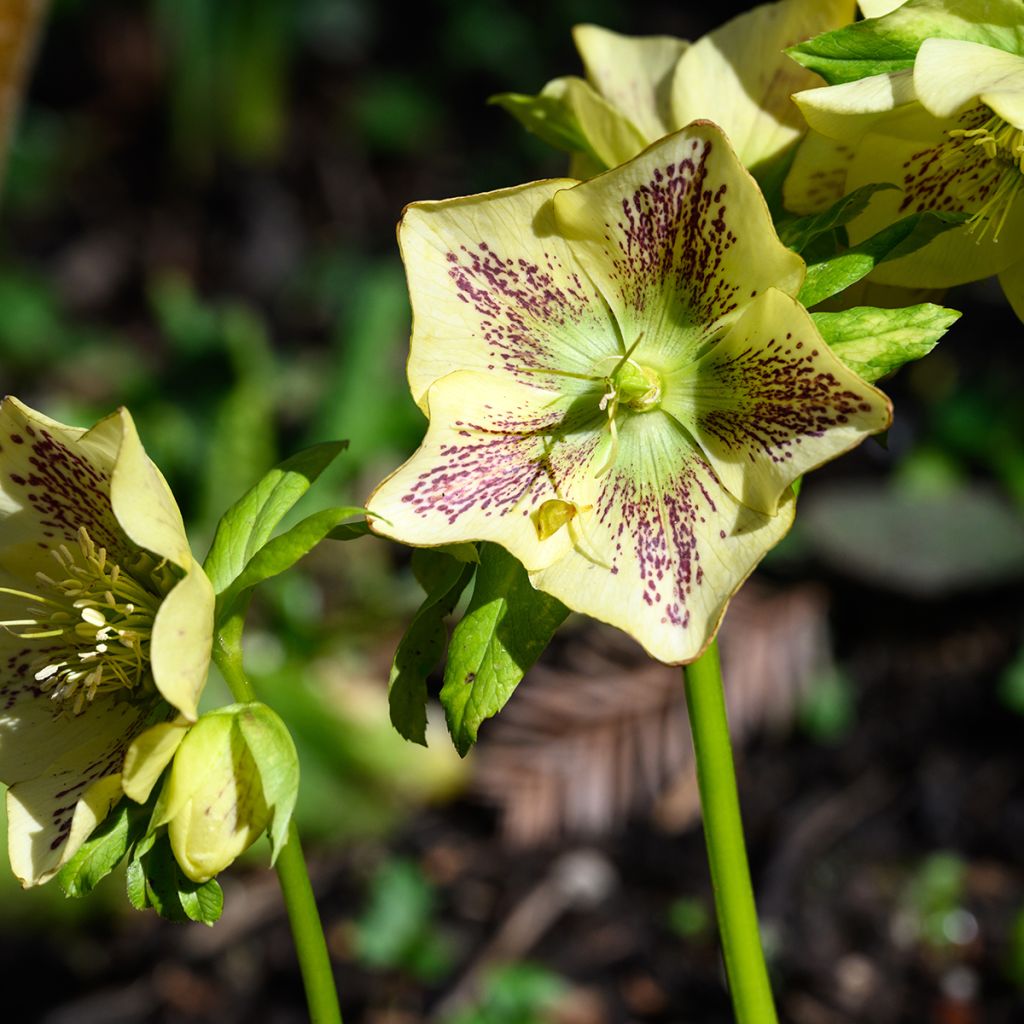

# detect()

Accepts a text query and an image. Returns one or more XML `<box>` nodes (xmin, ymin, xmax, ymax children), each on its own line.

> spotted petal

<box><xmin>663</xmin><ymin>288</ymin><xmax>892</xmax><ymax>515</ymax></box>
<box><xmin>573</xmin><ymin>24</ymin><xmax>688</xmax><ymax>142</ymax></box>
<box><xmin>552</xmin><ymin>123</ymin><xmax>805</xmax><ymax>370</ymax></box>
<box><xmin>671</xmin><ymin>0</ymin><xmax>857</xmax><ymax>172</ymax></box>
<box><xmin>529</xmin><ymin>412</ymin><xmax>796</xmax><ymax>665</ymax></box>
<box><xmin>5</xmin><ymin>699</ymin><xmax>149</xmax><ymax>885</ymax></box>
<box><xmin>368</xmin><ymin>370</ymin><xmax>607</xmax><ymax>572</ymax></box>
<box><xmin>783</xmin><ymin>131</ymin><xmax>856</xmax><ymax>214</ymax></box>
<box><xmin>400</xmin><ymin>180</ymin><xmax>615</xmax><ymax>410</ymax></box>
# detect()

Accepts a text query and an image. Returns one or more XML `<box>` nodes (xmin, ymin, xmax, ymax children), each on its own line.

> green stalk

<box><xmin>213</xmin><ymin>609</ymin><xmax>343</xmax><ymax>1024</ymax></box>
<box><xmin>684</xmin><ymin>639</ymin><xmax>778</xmax><ymax>1024</ymax></box>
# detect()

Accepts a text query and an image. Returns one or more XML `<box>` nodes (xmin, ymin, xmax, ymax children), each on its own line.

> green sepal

<box><xmin>233</xmin><ymin>702</ymin><xmax>300</xmax><ymax>865</ymax></box>
<box><xmin>126</xmin><ymin>830</ymin><xmax>224</xmax><ymax>926</ymax></box>
<box><xmin>203</xmin><ymin>441</ymin><xmax>348</xmax><ymax>599</ymax></box>
<box><xmin>440</xmin><ymin>544</ymin><xmax>568</xmax><ymax>756</ymax></box>
<box><xmin>813</xmin><ymin>303</ymin><xmax>961</xmax><ymax>382</ymax></box>
<box><xmin>57</xmin><ymin>799</ymin><xmax>149</xmax><ymax>898</ymax></box>
<box><xmin>798</xmin><ymin>210</ymin><xmax>969</xmax><ymax>307</ymax></box>
<box><xmin>489</xmin><ymin>90</ymin><xmax>595</xmax><ymax>159</ymax></box>
<box><xmin>779</xmin><ymin>183</ymin><xmax>899</xmax><ymax>254</ymax></box>
<box><xmin>389</xmin><ymin>549</ymin><xmax>477</xmax><ymax>745</ymax></box>
<box><xmin>216</xmin><ymin>505</ymin><xmax>369</xmax><ymax>620</ymax></box>
<box><xmin>787</xmin><ymin>0</ymin><xmax>1024</xmax><ymax>86</ymax></box>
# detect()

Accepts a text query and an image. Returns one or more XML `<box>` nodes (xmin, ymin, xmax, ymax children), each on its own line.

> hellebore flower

<box><xmin>0</xmin><ymin>398</ymin><xmax>214</xmax><ymax>885</ymax></box>
<box><xmin>494</xmin><ymin>0</ymin><xmax>856</xmax><ymax>178</ymax></box>
<box><xmin>787</xmin><ymin>38</ymin><xmax>1024</xmax><ymax>318</ymax></box>
<box><xmin>369</xmin><ymin>123</ymin><xmax>891</xmax><ymax>665</ymax></box>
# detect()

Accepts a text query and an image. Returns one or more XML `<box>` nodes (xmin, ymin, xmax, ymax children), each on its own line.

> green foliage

<box><xmin>489</xmin><ymin>91</ymin><xmax>593</xmax><ymax>158</ymax></box>
<box><xmin>127</xmin><ymin>831</ymin><xmax>224</xmax><ymax>926</ymax></box>
<box><xmin>57</xmin><ymin>800</ymin><xmax>148</xmax><ymax>899</ymax></box>
<box><xmin>355</xmin><ymin>859</ymin><xmax>452</xmax><ymax>980</ymax></box>
<box><xmin>787</xmin><ymin>0</ymin><xmax>1024</xmax><ymax>85</ymax></box>
<box><xmin>441</xmin><ymin>544</ymin><xmax>568</xmax><ymax>756</ymax></box>
<box><xmin>390</xmin><ymin>549</ymin><xmax>477</xmax><ymax>745</ymax></box>
<box><xmin>798</xmin><ymin>210</ymin><xmax>968</xmax><ymax>308</ymax></box>
<box><xmin>998</xmin><ymin>644</ymin><xmax>1024</xmax><ymax>715</ymax></box>
<box><xmin>813</xmin><ymin>304</ymin><xmax>960</xmax><ymax>383</ymax></box>
<box><xmin>799</xmin><ymin>668</ymin><xmax>857</xmax><ymax>744</ymax></box>
<box><xmin>667</xmin><ymin>898</ymin><xmax>711</xmax><ymax>940</ymax></box>
<box><xmin>203</xmin><ymin>441</ymin><xmax>348</xmax><ymax>614</ymax></box>
<box><xmin>778</xmin><ymin>184</ymin><xmax>898</xmax><ymax>254</ymax></box>
<box><xmin>446</xmin><ymin>963</ymin><xmax>566</xmax><ymax>1024</ymax></box>
<box><xmin>903</xmin><ymin>852</ymin><xmax>973</xmax><ymax>951</ymax></box>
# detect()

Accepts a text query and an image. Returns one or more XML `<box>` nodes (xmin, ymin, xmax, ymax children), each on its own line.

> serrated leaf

<box><xmin>328</xmin><ymin>519</ymin><xmax>372</xmax><ymax>541</ymax></box>
<box><xmin>126</xmin><ymin>830</ymin><xmax>157</xmax><ymax>910</ymax></box>
<box><xmin>390</xmin><ymin>550</ymin><xmax>476</xmax><ymax>745</ymax></box>
<box><xmin>203</xmin><ymin>442</ymin><xmax>348</xmax><ymax>596</ymax></box>
<box><xmin>779</xmin><ymin>183</ymin><xmax>898</xmax><ymax>253</ymax></box>
<box><xmin>179</xmin><ymin>876</ymin><xmax>224</xmax><ymax>926</ymax></box>
<box><xmin>440</xmin><ymin>544</ymin><xmax>568</xmax><ymax>756</ymax></box>
<box><xmin>139</xmin><ymin>833</ymin><xmax>190</xmax><ymax>923</ymax></box>
<box><xmin>217</xmin><ymin>505</ymin><xmax>368</xmax><ymax>618</ymax></box>
<box><xmin>58</xmin><ymin>800</ymin><xmax>145</xmax><ymax>898</ymax></box>
<box><xmin>787</xmin><ymin>0</ymin><xmax>1024</xmax><ymax>86</ymax></box>
<box><xmin>813</xmin><ymin>303</ymin><xmax>960</xmax><ymax>382</ymax></box>
<box><xmin>798</xmin><ymin>210</ymin><xmax>968</xmax><ymax>307</ymax></box>
<box><xmin>235</xmin><ymin>703</ymin><xmax>300</xmax><ymax>864</ymax></box>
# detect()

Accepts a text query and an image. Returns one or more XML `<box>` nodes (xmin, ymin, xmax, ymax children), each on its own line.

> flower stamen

<box><xmin>947</xmin><ymin>114</ymin><xmax>1024</xmax><ymax>242</ymax></box>
<box><xmin>0</xmin><ymin>526</ymin><xmax>170</xmax><ymax>715</ymax></box>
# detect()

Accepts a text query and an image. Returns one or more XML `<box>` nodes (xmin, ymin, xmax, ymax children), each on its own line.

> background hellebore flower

<box><xmin>493</xmin><ymin>0</ymin><xmax>856</xmax><ymax>178</ymax></box>
<box><xmin>0</xmin><ymin>398</ymin><xmax>213</xmax><ymax>885</ymax></box>
<box><xmin>787</xmin><ymin>38</ymin><xmax>1024</xmax><ymax>319</ymax></box>
<box><xmin>369</xmin><ymin>123</ymin><xmax>891</xmax><ymax>666</ymax></box>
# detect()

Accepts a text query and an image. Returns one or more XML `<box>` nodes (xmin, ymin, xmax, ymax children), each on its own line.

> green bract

<box><xmin>0</xmin><ymin>398</ymin><xmax>214</xmax><ymax>886</ymax></box>
<box><xmin>492</xmin><ymin>0</ymin><xmax>856</xmax><ymax>178</ymax></box>
<box><xmin>787</xmin><ymin>11</ymin><xmax>1024</xmax><ymax>319</ymax></box>
<box><xmin>368</xmin><ymin>123</ymin><xmax>892</xmax><ymax>666</ymax></box>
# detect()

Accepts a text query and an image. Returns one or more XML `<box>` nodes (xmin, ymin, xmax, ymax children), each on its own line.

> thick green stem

<box><xmin>212</xmin><ymin>613</ymin><xmax>343</xmax><ymax>1024</ymax></box>
<box><xmin>684</xmin><ymin>640</ymin><xmax>778</xmax><ymax>1024</ymax></box>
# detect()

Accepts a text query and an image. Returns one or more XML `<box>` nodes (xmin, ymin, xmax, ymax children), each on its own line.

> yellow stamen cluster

<box><xmin>948</xmin><ymin>114</ymin><xmax>1024</xmax><ymax>242</ymax></box>
<box><xmin>0</xmin><ymin>527</ymin><xmax>174</xmax><ymax>715</ymax></box>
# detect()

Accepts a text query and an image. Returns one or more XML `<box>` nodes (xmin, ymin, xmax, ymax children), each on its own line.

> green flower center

<box><xmin>0</xmin><ymin>527</ymin><xmax>174</xmax><ymax>715</ymax></box>
<box><xmin>607</xmin><ymin>358</ymin><xmax>663</xmax><ymax>413</ymax></box>
<box><xmin>948</xmin><ymin>113</ymin><xmax>1024</xmax><ymax>241</ymax></box>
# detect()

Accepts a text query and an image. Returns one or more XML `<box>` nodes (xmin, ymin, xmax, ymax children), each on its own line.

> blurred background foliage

<box><xmin>2</xmin><ymin>1</ymin><xmax>1024</xmax><ymax>1022</ymax></box>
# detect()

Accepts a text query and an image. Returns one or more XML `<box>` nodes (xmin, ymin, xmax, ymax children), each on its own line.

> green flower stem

<box><xmin>684</xmin><ymin>640</ymin><xmax>778</xmax><ymax>1024</ymax></box>
<box><xmin>212</xmin><ymin>612</ymin><xmax>343</xmax><ymax>1024</ymax></box>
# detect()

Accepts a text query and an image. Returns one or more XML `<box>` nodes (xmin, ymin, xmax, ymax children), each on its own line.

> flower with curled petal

<box><xmin>368</xmin><ymin>122</ymin><xmax>891</xmax><ymax>665</ymax></box>
<box><xmin>0</xmin><ymin>398</ymin><xmax>213</xmax><ymax>885</ymax></box>
<box><xmin>787</xmin><ymin>36</ymin><xmax>1024</xmax><ymax>319</ymax></box>
<box><xmin>493</xmin><ymin>0</ymin><xmax>856</xmax><ymax>178</ymax></box>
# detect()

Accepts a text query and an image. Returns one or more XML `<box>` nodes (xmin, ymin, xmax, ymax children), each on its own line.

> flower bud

<box><xmin>153</xmin><ymin>703</ymin><xmax>298</xmax><ymax>883</ymax></box>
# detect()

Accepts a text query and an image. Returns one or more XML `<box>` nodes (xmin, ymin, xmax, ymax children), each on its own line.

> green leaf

<box><xmin>179</xmin><ymin>876</ymin><xmax>224</xmax><ymax>926</ymax></box>
<box><xmin>389</xmin><ymin>549</ymin><xmax>476</xmax><ymax>745</ymax></box>
<box><xmin>58</xmin><ymin>800</ymin><xmax>146</xmax><ymax>898</ymax></box>
<box><xmin>489</xmin><ymin>90</ymin><xmax>594</xmax><ymax>157</ymax></box>
<box><xmin>328</xmin><ymin>519</ymin><xmax>373</xmax><ymax>541</ymax></box>
<box><xmin>779</xmin><ymin>183</ymin><xmax>898</xmax><ymax>253</ymax></box>
<box><xmin>813</xmin><ymin>303</ymin><xmax>960</xmax><ymax>382</ymax></box>
<box><xmin>234</xmin><ymin>702</ymin><xmax>300</xmax><ymax>864</ymax></box>
<box><xmin>798</xmin><ymin>210</ymin><xmax>968</xmax><ymax>308</ymax></box>
<box><xmin>440</xmin><ymin>544</ymin><xmax>568</xmax><ymax>756</ymax></box>
<box><xmin>203</xmin><ymin>441</ymin><xmax>348</xmax><ymax>596</ymax></box>
<box><xmin>787</xmin><ymin>0</ymin><xmax>1024</xmax><ymax>86</ymax></box>
<box><xmin>125</xmin><ymin>830</ymin><xmax>226</xmax><ymax>924</ymax></box>
<box><xmin>217</xmin><ymin>504</ymin><xmax>368</xmax><ymax>618</ymax></box>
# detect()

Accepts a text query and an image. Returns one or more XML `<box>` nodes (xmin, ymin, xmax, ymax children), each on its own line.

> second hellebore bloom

<box><xmin>370</xmin><ymin>123</ymin><xmax>891</xmax><ymax>665</ymax></box>
<box><xmin>0</xmin><ymin>398</ymin><xmax>214</xmax><ymax>885</ymax></box>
